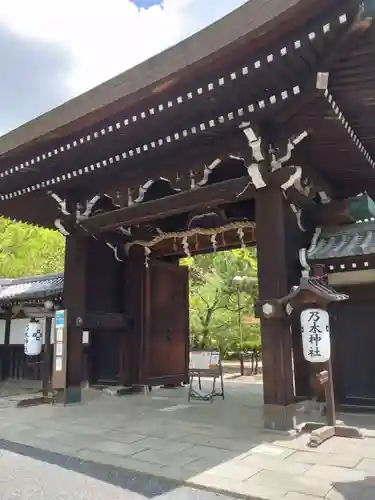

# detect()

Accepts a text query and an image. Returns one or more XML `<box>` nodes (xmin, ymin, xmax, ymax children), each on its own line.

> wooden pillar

<box><xmin>41</xmin><ymin>316</ymin><xmax>53</xmax><ymax>397</ymax></box>
<box><xmin>285</xmin><ymin>203</ymin><xmax>312</xmax><ymax>402</ymax></box>
<box><xmin>2</xmin><ymin>308</ymin><xmax>12</xmax><ymax>380</ymax></box>
<box><xmin>256</xmin><ymin>187</ymin><xmax>296</xmax><ymax>430</ymax></box>
<box><xmin>57</xmin><ymin>233</ymin><xmax>88</xmax><ymax>403</ymax></box>
<box><xmin>85</xmin><ymin>239</ymin><xmax>123</xmax><ymax>386</ymax></box>
<box><xmin>122</xmin><ymin>248</ymin><xmax>148</xmax><ymax>386</ymax></box>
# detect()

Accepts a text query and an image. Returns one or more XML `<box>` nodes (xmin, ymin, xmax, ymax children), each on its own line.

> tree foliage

<box><xmin>0</xmin><ymin>218</ymin><xmax>65</xmax><ymax>277</ymax></box>
<box><xmin>181</xmin><ymin>247</ymin><xmax>260</xmax><ymax>355</ymax></box>
<box><xmin>0</xmin><ymin>218</ymin><xmax>260</xmax><ymax>356</ymax></box>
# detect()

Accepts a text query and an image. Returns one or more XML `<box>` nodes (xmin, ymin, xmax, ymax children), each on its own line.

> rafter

<box><xmin>81</xmin><ymin>176</ymin><xmax>255</xmax><ymax>233</ymax></box>
<box><xmin>317</xmin><ymin>71</ymin><xmax>375</xmax><ymax>169</ymax></box>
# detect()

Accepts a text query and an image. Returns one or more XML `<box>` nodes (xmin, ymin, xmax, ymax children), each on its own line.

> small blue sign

<box><xmin>55</xmin><ymin>310</ymin><xmax>66</xmax><ymax>328</ymax></box>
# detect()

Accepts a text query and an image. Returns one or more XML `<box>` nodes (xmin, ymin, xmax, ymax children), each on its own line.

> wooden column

<box><xmin>85</xmin><ymin>239</ymin><xmax>123</xmax><ymax>386</ymax></box>
<box><xmin>122</xmin><ymin>248</ymin><xmax>148</xmax><ymax>386</ymax></box>
<box><xmin>2</xmin><ymin>308</ymin><xmax>12</xmax><ymax>380</ymax></box>
<box><xmin>58</xmin><ymin>233</ymin><xmax>88</xmax><ymax>403</ymax></box>
<box><xmin>41</xmin><ymin>316</ymin><xmax>53</xmax><ymax>397</ymax></box>
<box><xmin>256</xmin><ymin>187</ymin><xmax>296</xmax><ymax>430</ymax></box>
<box><xmin>284</xmin><ymin>202</ymin><xmax>312</xmax><ymax>401</ymax></box>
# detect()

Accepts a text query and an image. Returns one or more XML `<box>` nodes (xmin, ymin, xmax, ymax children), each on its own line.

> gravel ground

<box><xmin>0</xmin><ymin>439</ymin><xmax>238</xmax><ymax>500</ymax></box>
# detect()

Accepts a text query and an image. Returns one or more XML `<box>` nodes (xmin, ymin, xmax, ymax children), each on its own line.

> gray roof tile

<box><xmin>0</xmin><ymin>273</ymin><xmax>63</xmax><ymax>303</ymax></box>
<box><xmin>308</xmin><ymin>221</ymin><xmax>375</xmax><ymax>260</ymax></box>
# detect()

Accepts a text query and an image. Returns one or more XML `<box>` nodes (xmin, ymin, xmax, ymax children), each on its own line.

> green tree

<box><xmin>0</xmin><ymin>218</ymin><xmax>65</xmax><ymax>277</ymax></box>
<box><xmin>182</xmin><ymin>248</ymin><xmax>260</xmax><ymax>355</ymax></box>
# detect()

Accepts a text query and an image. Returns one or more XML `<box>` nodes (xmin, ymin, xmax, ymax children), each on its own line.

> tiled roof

<box><xmin>308</xmin><ymin>221</ymin><xmax>375</xmax><ymax>261</ymax></box>
<box><xmin>305</xmin><ymin>278</ymin><xmax>348</xmax><ymax>301</ymax></box>
<box><xmin>280</xmin><ymin>277</ymin><xmax>348</xmax><ymax>304</ymax></box>
<box><xmin>0</xmin><ymin>273</ymin><xmax>63</xmax><ymax>303</ymax></box>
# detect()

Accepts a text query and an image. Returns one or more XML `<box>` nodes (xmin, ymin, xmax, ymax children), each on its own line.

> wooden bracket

<box><xmin>254</xmin><ymin>299</ymin><xmax>286</xmax><ymax>320</ymax></box>
<box><xmin>76</xmin><ymin>312</ymin><xmax>129</xmax><ymax>330</ymax></box>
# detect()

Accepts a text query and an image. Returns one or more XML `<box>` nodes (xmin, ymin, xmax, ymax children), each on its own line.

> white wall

<box><xmin>0</xmin><ymin>319</ymin><xmax>5</xmax><ymax>344</ymax></box>
<box><xmin>9</xmin><ymin>318</ymin><xmax>29</xmax><ymax>344</ymax></box>
<box><xmin>0</xmin><ymin>317</ymin><xmax>90</xmax><ymax>345</ymax></box>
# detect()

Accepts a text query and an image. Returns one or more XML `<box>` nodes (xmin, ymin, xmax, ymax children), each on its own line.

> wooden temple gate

<box><xmin>1</xmin><ymin>0</ymin><xmax>375</xmax><ymax>428</ymax></box>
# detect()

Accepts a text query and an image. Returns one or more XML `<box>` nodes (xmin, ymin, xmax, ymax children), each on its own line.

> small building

<box><xmin>0</xmin><ymin>273</ymin><xmax>88</xmax><ymax>384</ymax></box>
<box><xmin>308</xmin><ymin>220</ymin><xmax>375</xmax><ymax>409</ymax></box>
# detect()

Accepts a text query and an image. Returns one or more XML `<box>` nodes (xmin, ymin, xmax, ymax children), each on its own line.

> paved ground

<box><xmin>0</xmin><ymin>441</ymin><xmax>238</xmax><ymax>500</ymax></box>
<box><xmin>1</xmin><ymin>378</ymin><xmax>375</xmax><ymax>499</ymax></box>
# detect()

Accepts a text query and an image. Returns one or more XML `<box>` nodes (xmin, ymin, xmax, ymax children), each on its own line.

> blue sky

<box><xmin>134</xmin><ymin>0</ymin><xmax>162</xmax><ymax>7</ymax></box>
<box><xmin>0</xmin><ymin>0</ymin><xmax>247</xmax><ymax>135</ymax></box>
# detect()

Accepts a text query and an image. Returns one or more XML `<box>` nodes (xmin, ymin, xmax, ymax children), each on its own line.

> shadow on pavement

<box><xmin>332</xmin><ymin>478</ymin><xmax>375</xmax><ymax>500</ymax></box>
<box><xmin>0</xmin><ymin>438</ymin><xmax>264</xmax><ymax>500</ymax></box>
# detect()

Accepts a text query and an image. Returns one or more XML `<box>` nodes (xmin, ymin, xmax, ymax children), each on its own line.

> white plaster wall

<box><xmin>0</xmin><ymin>319</ymin><xmax>5</xmax><ymax>345</ymax></box>
<box><xmin>9</xmin><ymin>318</ymin><xmax>29</xmax><ymax>345</ymax></box>
<box><xmin>1</xmin><ymin>318</ymin><xmax>90</xmax><ymax>345</ymax></box>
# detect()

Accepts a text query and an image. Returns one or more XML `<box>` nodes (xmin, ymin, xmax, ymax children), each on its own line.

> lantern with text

<box><xmin>301</xmin><ymin>308</ymin><xmax>330</xmax><ymax>363</ymax></box>
<box><xmin>24</xmin><ymin>320</ymin><xmax>43</xmax><ymax>356</ymax></box>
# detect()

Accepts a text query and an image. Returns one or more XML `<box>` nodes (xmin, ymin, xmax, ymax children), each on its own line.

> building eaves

<box><xmin>0</xmin><ymin>273</ymin><xmax>64</xmax><ymax>303</ymax></box>
<box><xmin>308</xmin><ymin>221</ymin><xmax>375</xmax><ymax>260</ymax></box>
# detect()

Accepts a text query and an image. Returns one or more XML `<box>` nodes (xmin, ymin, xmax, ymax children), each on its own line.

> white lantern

<box><xmin>24</xmin><ymin>320</ymin><xmax>43</xmax><ymax>356</ymax></box>
<box><xmin>300</xmin><ymin>308</ymin><xmax>330</xmax><ymax>363</ymax></box>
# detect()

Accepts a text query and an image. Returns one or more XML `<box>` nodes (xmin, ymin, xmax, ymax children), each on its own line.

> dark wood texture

<box><xmin>1</xmin><ymin>309</ymin><xmax>12</xmax><ymax>380</ymax></box>
<box><xmin>82</xmin><ymin>177</ymin><xmax>254</xmax><ymax>233</ymax></box>
<box><xmin>256</xmin><ymin>188</ymin><xmax>296</xmax><ymax>406</ymax></box>
<box><xmin>77</xmin><ymin>313</ymin><xmax>128</xmax><ymax>330</ymax></box>
<box><xmin>145</xmin><ymin>260</ymin><xmax>189</xmax><ymax>386</ymax></box>
<box><xmin>122</xmin><ymin>248</ymin><xmax>147</xmax><ymax>386</ymax></box>
<box><xmin>310</xmin><ymin>199</ymin><xmax>355</xmax><ymax>226</ymax></box>
<box><xmin>330</xmin><ymin>295</ymin><xmax>375</xmax><ymax>407</ymax></box>
<box><xmin>90</xmin><ymin>331</ymin><xmax>120</xmax><ymax>385</ymax></box>
<box><xmin>84</xmin><ymin>239</ymin><xmax>124</xmax><ymax>385</ymax></box>
<box><xmin>0</xmin><ymin>345</ymin><xmax>90</xmax><ymax>384</ymax></box>
<box><xmin>284</xmin><ymin>203</ymin><xmax>315</xmax><ymax>400</ymax></box>
<box><xmin>63</xmin><ymin>234</ymin><xmax>88</xmax><ymax>397</ymax></box>
<box><xmin>41</xmin><ymin>316</ymin><xmax>53</xmax><ymax>397</ymax></box>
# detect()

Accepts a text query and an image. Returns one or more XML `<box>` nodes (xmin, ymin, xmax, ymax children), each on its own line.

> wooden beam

<box><xmin>76</xmin><ymin>312</ymin><xmax>129</xmax><ymax>330</ymax></box>
<box><xmin>81</xmin><ymin>176</ymin><xmax>254</xmax><ymax>233</ymax></box>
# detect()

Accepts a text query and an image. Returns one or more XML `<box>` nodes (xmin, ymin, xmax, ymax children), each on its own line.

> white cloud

<box><xmin>0</xmin><ymin>0</ymin><xmax>246</xmax><ymax>97</ymax></box>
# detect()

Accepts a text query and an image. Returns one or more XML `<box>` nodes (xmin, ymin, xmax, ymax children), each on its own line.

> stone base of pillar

<box><xmin>54</xmin><ymin>386</ymin><xmax>82</xmax><ymax>404</ymax></box>
<box><xmin>263</xmin><ymin>404</ymin><xmax>298</xmax><ymax>432</ymax></box>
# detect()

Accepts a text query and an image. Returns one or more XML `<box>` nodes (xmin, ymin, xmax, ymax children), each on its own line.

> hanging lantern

<box><xmin>300</xmin><ymin>308</ymin><xmax>331</xmax><ymax>363</ymax></box>
<box><xmin>24</xmin><ymin>320</ymin><xmax>43</xmax><ymax>356</ymax></box>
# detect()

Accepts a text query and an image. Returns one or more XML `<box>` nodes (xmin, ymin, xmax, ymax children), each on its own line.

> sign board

<box><xmin>301</xmin><ymin>308</ymin><xmax>331</xmax><ymax>363</ymax></box>
<box><xmin>55</xmin><ymin>310</ymin><xmax>66</xmax><ymax>329</ymax></box>
<box><xmin>189</xmin><ymin>350</ymin><xmax>220</xmax><ymax>371</ymax></box>
<box><xmin>52</xmin><ymin>309</ymin><xmax>68</xmax><ymax>389</ymax></box>
<box><xmin>188</xmin><ymin>349</ymin><xmax>224</xmax><ymax>402</ymax></box>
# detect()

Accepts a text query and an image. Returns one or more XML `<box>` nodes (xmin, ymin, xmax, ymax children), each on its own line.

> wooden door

<box><xmin>331</xmin><ymin>300</ymin><xmax>375</xmax><ymax>406</ymax></box>
<box><xmin>90</xmin><ymin>330</ymin><xmax>120</xmax><ymax>385</ymax></box>
<box><xmin>145</xmin><ymin>260</ymin><xmax>189</xmax><ymax>386</ymax></box>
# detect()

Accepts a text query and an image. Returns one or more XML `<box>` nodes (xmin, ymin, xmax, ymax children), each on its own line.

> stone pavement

<box><xmin>0</xmin><ymin>378</ymin><xmax>375</xmax><ymax>499</ymax></box>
